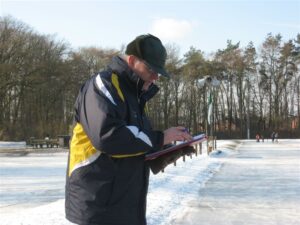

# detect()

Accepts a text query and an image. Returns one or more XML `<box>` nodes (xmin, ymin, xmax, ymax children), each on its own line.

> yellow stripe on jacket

<box><xmin>68</xmin><ymin>123</ymin><xmax>100</xmax><ymax>177</ymax></box>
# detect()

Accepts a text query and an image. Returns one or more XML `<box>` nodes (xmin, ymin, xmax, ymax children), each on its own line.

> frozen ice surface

<box><xmin>0</xmin><ymin>153</ymin><xmax>67</xmax><ymax>211</ymax></box>
<box><xmin>0</xmin><ymin>141</ymin><xmax>26</xmax><ymax>149</ymax></box>
<box><xmin>169</xmin><ymin>140</ymin><xmax>300</xmax><ymax>225</ymax></box>
<box><xmin>0</xmin><ymin>140</ymin><xmax>299</xmax><ymax>225</ymax></box>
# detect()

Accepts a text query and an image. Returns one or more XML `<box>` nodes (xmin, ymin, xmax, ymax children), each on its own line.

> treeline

<box><xmin>0</xmin><ymin>16</ymin><xmax>299</xmax><ymax>141</ymax></box>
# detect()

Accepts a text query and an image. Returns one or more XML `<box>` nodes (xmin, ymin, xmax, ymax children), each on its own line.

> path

<box><xmin>171</xmin><ymin>140</ymin><xmax>300</xmax><ymax>225</ymax></box>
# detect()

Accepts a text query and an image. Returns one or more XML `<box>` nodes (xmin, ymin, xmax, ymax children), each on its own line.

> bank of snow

<box><xmin>0</xmin><ymin>141</ymin><xmax>239</xmax><ymax>225</ymax></box>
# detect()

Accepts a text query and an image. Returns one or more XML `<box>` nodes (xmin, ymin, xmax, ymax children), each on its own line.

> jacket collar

<box><xmin>107</xmin><ymin>56</ymin><xmax>139</xmax><ymax>84</ymax></box>
<box><xmin>107</xmin><ymin>56</ymin><xmax>159</xmax><ymax>100</ymax></box>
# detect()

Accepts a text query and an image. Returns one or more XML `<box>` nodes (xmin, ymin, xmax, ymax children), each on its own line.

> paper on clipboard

<box><xmin>145</xmin><ymin>133</ymin><xmax>207</xmax><ymax>161</ymax></box>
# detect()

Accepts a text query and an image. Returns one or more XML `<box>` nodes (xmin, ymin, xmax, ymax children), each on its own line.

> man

<box><xmin>65</xmin><ymin>34</ymin><xmax>193</xmax><ymax>225</ymax></box>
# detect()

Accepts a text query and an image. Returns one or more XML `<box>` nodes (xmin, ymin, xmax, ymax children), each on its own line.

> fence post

<box><xmin>207</xmin><ymin>136</ymin><xmax>212</xmax><ymax>154</ymax></box>
<box><xmin>214</xmin><ymin>136</ymin><xmax>217</xmax><ymax>149</ymax></box>
<box><xmin>200</xmin><ymin>142</ymin><xmax>202</xmax><ymax>155</ymax></box>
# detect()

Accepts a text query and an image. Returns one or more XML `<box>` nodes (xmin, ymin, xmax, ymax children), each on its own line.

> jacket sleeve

<box><xmin>78</xmin><ymin>76</ymin><xmax>164</xmax><ymax>156</ymax></box>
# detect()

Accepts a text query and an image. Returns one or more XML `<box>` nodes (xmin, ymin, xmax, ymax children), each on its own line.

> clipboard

<box><xmin>145</xmin><ymin>134</ymin><xmax>207</xmax><ymax>161</ymax></box>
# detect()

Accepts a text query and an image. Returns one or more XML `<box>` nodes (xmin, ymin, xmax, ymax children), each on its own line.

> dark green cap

<box><xmin>125</xmin><ymin>34</ymin><xmax>170</xmax><ymax>77</ymax></box>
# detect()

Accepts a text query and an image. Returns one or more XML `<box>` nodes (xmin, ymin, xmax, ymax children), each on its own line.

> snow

<box><xmin>0</xmin><ymin>140</ymin><xmax>299</xmax><ymax>225</ymax></box>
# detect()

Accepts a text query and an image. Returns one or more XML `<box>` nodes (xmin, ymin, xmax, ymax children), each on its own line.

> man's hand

<box><xmin>163</xmin><ymin>126</ymin><xmax>192</xmax><ymax>145</ymax></box>
<box><xmin>147</xmin><ymin>145</ymin><xmax>196</xmax><ymax>174</ymax></box>
<box><xmin>147</xmin><ymin>149</ymin><xmax>182</xmax><ymax>174</ymax></box>
<box><xmin>181</xmin><ymin>146</ymin><xmax>196</xmax><ymax>156</ymax></box>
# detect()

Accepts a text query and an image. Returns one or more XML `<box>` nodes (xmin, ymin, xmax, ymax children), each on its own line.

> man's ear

<box><xmin>127</xmin><ymin>55</ymin><xmax>137</xmax><ymax>68</ymax></box>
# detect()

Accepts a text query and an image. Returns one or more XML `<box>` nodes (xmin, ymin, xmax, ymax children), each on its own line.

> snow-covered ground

<box><xmin>0</xmin><ymin>139</ymin><xmax>299</xmax><ymax>225</ymax></box>
<box><xmin>0</xmin><ymin>141</ymin><xmax>26</xmax><ymax>149</ymax></box>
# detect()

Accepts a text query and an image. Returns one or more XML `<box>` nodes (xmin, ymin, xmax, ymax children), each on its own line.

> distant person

<box><xmin>275</xmin><ymin>132</ymin><xmax>279</xmax><ymax>142</ymax></box>
<box><xmin>44</xmin><ymin>134</ymin><xmax>50</xmax><ymax>148</ymax></box>
<box><xmin>261</xmin><ymin>134</ymin><xmax>264</xmax><ymax>142</ymax></box>
<box><xmin>256</xmin><ymin>133</ymin><xmax>260</xmax><ymax>142</ymax></box>
<box><xmin>65</xmin><ymin>34</ymin><xmax>195</xmax><ymax>225</ymax></box>
<box><xmin>44</xmin><ymin>134</ymin><xmax>50</xmax><ymax>141</ymax></box>
<box><xmin>271</xmin><ymin>131</ymin><xmax>275</xmax><ymax>143</ymax></box>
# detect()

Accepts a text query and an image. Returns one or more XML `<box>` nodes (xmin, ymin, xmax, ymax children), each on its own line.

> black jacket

<box><xmin>65</xmin><ymin>56</ymin><xmax>164</xmax><ymax>225</ymax></box>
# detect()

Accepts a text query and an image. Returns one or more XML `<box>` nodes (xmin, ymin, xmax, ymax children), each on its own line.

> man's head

<box><xmin>125</xmin><ymin>34</ymin><xmax>170</xmax><ymax>78</ymax></box>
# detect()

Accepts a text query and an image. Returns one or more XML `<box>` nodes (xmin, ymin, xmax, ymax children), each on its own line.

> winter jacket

<box><xmin>65</xmin><ymin>56</ymin><xmax>164</xmax><ymax>225</ymax></box>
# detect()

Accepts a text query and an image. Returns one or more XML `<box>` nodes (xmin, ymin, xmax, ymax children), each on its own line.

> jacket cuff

<box><xmin>150</xmin><ymin>130</ymin><xmax>164</xmax><ymax>153</ymax></box>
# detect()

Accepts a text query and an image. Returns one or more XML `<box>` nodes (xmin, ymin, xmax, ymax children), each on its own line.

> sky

<box><xmin>1</xmin><ymin>0</ymin><xmax>300</xmax><ymax>56</ymax></box>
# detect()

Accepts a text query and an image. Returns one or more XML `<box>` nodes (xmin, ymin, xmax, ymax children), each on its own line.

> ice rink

<box><xmin>171</xmin><ymin>140</ymin><xmax>300</xmax><ymax>225</ymax></box>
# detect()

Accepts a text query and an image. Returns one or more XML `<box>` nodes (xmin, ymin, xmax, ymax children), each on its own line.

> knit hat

<box><xmin>125</xmin><ymin>34</ymin><xmax>170</xmax><ymax>77</ymax></box>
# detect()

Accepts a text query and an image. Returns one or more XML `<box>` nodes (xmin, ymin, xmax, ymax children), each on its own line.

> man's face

<box><xmin>132</xmin><ymin>57</ymin><xmax>159</xmax><ymax>91</ymax></box>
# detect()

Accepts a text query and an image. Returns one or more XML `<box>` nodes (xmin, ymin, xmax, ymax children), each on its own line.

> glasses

<box><xmin>141</xmin><ymin>60</ymin><xmax>159</xmax><ymax>76</ymax></box>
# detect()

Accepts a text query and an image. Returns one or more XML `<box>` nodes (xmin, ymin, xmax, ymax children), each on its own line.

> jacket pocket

<box><xmin>69</xmin><ymin>154</ymin><xmax>115</xmax><ymax>208</ymax></box>
<box><xmin>106</xmin><ymin>156</ymin><xmax>145</xmax><ymax>208</ymax></box>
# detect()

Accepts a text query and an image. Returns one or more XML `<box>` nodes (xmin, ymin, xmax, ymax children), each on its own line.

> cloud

<box><xmin>150</xmin><ymin>18</ymin><xmax>193</xmax><ymax>40</ymax></box>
